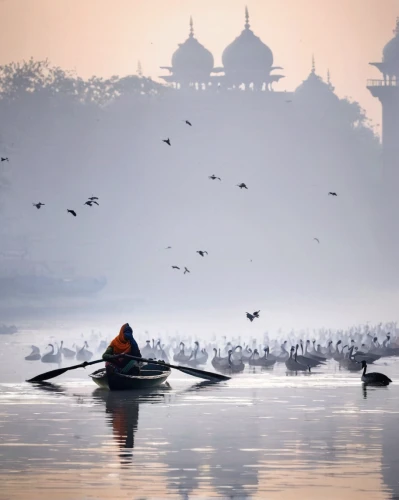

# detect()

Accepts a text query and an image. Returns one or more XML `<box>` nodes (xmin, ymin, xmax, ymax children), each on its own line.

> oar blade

<box><xmin>177</xmin><ymin>365</ymin><xmax>230</xmax><ymax>382</ymax></box>
<box><xmin>27</xmin><ymin>366</ymin><xmax>70</xmax><ymax>383</ymax></box>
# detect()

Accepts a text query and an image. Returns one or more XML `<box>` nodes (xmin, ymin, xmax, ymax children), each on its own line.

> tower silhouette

<box><xmin>367</xmin><ymin>17</ymin><xmax>399</xmax><ymax>186</ymax></box>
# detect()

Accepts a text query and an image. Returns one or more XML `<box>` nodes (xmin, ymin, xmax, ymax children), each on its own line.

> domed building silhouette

<box><xmin>221</xmin><ymin>7</ymin><xmax>284</xmax><ymax>90</ymax></box>
<box><xmin>160</xmin><ymin>7</ymin><xmax>284</xmax><ymax>90</ymax></box>
<box><xmin>160</xmin><ymin>17</ymin><xmax>214</xmax><ymax>88</ymax></box>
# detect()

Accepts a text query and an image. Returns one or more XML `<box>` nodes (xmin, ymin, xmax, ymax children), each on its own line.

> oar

<box><xmin>26</xmin><ymin>356</ymin><xmax>118</xmax><ymax>383</ymax></box>
<box><xmin>123</xmin><ymin>354</ymin><xmax>230</xmax><ymax>382</ymax></box>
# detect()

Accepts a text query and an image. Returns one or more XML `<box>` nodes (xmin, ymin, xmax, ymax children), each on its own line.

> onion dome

<box><xmin>382</xmin><ymin>17</ymin><xmax>399</xmax><ymax>76</ymax></box>
<box><xmin>169</xmin><ymin>17</ymin><xmax>214</xmax><ymax>81</ymax></box>
<box><xmin>222</xmin><ymin>7</ymin><xmax>277</xmax><ymax>86</ymax></box>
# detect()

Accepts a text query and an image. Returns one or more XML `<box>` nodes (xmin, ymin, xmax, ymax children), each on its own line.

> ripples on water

<box><xmin>0</xmin><ymin>352</ymin><xmax>399</xmax><ymax>499</ymax></box>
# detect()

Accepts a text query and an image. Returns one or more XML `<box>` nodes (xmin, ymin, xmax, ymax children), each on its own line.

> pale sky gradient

<box><xmin>0</xmin><ymin>0</ymin><xmax>398</xmax><ymax>127</ymax></box>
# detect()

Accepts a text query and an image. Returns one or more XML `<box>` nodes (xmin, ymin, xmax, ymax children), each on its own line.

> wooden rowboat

<box><xmin>89</xmin><ymin>362</ymin><xmax>171</xmax><ymax>391</ymax></box>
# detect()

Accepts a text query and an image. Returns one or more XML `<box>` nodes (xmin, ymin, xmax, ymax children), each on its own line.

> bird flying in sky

<box><xmin>33</xmin><ymin>202</ymin><xmax>45</xmax><ymax>209</ymax></box>
<box><xmin>67</xmin><ymin>209</ymin><xmax>77</xmax><ymax>217</ymax></box>
<box><xmin>162</xmin><ymin>138</ymin><xmax>171</xmax><ymax>146</ymax></box>
<box><xmin>246</xmin><ymin>312</ymin><xmax>255</xmax><ymax>322</ymax></box>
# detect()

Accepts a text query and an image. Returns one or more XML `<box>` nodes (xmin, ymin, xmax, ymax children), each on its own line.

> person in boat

<box><xmin>102</xmin><ymin>323</ymin><xmax>142</xmax><ymax>375</ymax></box>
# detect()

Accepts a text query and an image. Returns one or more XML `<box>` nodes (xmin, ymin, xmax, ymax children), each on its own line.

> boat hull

<box><xmin>90</xmin><ymin>363</ymin><xmax>171</xmax><ymax>391</ymax></box>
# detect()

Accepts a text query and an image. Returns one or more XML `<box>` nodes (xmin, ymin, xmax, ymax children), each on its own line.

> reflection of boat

<box><xmin>90</xmin><ymin>362</ymin><xmax>171</xmax><ymax>391</ymax></box>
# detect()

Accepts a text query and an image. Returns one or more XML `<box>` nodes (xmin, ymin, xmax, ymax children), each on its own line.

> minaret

<box><xmin>367</xmin><ymin>18</ymin><xmax>399</xmax><ymax>185</ymax></box>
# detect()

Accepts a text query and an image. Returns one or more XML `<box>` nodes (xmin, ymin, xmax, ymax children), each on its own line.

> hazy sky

<box><xmin>0</xmin><ymin>0</ymin><xmax>397</xmax><ymax>128</ymax></box>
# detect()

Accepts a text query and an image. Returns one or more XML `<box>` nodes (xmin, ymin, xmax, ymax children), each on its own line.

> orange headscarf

<box><xmin>110</xmin><ymin>324</ymin><xmax>132</xmax><ymax>355</ymax></box>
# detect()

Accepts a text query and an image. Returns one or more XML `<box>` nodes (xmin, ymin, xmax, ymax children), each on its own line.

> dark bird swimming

<box><xmin>361</xmin><ymin>361</ymin><xmax>392</xmax><ymax>386</ymax></box>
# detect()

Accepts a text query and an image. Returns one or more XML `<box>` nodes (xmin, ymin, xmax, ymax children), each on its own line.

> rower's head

<box><xmin>123</xmin><ymin>323</ymin><xmax>133</xmax><ymax>341</ymax></box>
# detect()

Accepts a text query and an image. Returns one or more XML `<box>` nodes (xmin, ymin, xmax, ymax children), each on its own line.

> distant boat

<box><xmin>0</xmin><ymin>275</ymin><xmax>106</xmax><ymax>298</ymax></box>
<box><xmin>0</xmin><ymin>324</ymin><xmax>18</xmax><ymax>335</ymax></box>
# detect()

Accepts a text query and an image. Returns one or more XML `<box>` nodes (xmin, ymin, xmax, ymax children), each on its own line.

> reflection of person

<box><xmin>107</xmin><ymin>394</ymin><xmax>139</xmax><ymax>453</ymax></box>
<box><xmin>102</xmin><ymin>323</ymin><xmax>142</xmax><ymax>375</ymax></box>
<box><xmin>96</xmin><ymin>391</ymin><xmax>140</xmax><ymax>466</ymax></box>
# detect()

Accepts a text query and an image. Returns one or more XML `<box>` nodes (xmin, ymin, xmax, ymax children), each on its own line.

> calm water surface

<box><xmin>1</xmin><ymin>340</ymin><xmax>399</xmax><ymax>499</ymax></box>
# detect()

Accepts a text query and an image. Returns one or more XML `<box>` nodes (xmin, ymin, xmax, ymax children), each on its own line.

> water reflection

<box><xmin>0</xmin><ymin>367</ymin><xmax>398</xmax><ymax>499</ymax></box>
<box><xmin>31</xmin><ymin>381</ymin><xmax>66</xmax><ymax>394</ymax></box>
<box><xmin>92</xmin><ymin>386</ymin><xmax>171</xmax><ymax>467</ymax></box>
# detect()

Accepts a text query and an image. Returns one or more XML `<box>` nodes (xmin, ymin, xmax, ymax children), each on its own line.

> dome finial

<box><xmin>245</xmin><ymin>6</ymin><xmax>250</xmax><ymax>29</ymax></box>
<box><xmin>311</xmin><ymin>54</ymin><xmax>316</xmax><ymax>74</ymax></box>
<box><xmin>189</xmin><ymin>16</ymin><xmax>194</xmax><ymax>38</ymax></box>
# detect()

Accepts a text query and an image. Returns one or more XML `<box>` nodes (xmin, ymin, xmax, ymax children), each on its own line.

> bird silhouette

<box><xmin>163</xmin><ymin>138</ymin><xmax>171</xmax><ymax>146</ymax></box>
<box><xmin>84</xmin><ymin>201</ymin><xmax>93</xmax><ymax>206</ymax></box>
<box><xmin>184</xmin><ymin>267</ymin><xmax>190</xmax><ymax>274</ymax></box>
<box><xmin>328</xmin><ymin>192</ymin><xmax>337</xmax><ymax>196</ymax></box>
<box><xmin>171</xmin><ymin>266</ymin><xmax>180</xmax><ymax>270</ymax></box>
<box><xmin>209</xmin><ymin>175</ymin><xmax>221</xmax><ymax>181</ymax></box>
<box><xmin>246</xmin><ymin>312</ymin><xmax>255</xmax><ymax>322</ymax></box>
<box><xmin>33</xmin><ymin>202</ymin><xmax>45</xmax><ymax>209</ymax></box>
<box><xmin>185</xmin><ymin>120</ymin><xmax>192</xmax><ymax>126</ymax></box>
<box><xmin>237</xmin><ymin>183</ymin><xmax>248</xmax><ymax>189</ymax></box>
<box><xmin>67</xmin><ymin>209</ymin><xmax>77</xmax><ymax>217</ymax></box>
<box><xmin>252</xmin><ymin>310</ymin><xmax>260</xmax><ymax>318</ymax></box>
<box><xmin>88</xmin><ymin>196</ymin><xmax>99</xmax><ymax>201</ymax></box>
<box><xmin>196</xmin><ymin>250</ymin><xmax>208</xmax><ymax>257</ymax></box>
<box><xmin>314</xmin><ymin>238</ymin><xmax>320</xmax><ymax>243</ymax></box>
<box><xmin>165</xmin><ymin>246</ymin><xmax>172</xmax><ymax>250</ymax></box>
<box><xmin>1</xmin><ymin>157</ymin><xmax>9</xmax><ymax>162</ymax></box>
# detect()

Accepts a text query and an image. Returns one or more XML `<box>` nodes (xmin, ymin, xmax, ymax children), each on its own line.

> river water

<box><xmin>1</xmin><ymin>335</ymin><xmax>399</xmax><ymax>500</ymax></box>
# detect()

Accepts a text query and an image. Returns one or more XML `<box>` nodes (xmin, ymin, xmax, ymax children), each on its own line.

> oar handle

<box><xmin>122</xmin><ymin>353</ymin><xmax>175</xmax><ymax>368</ymax></box>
